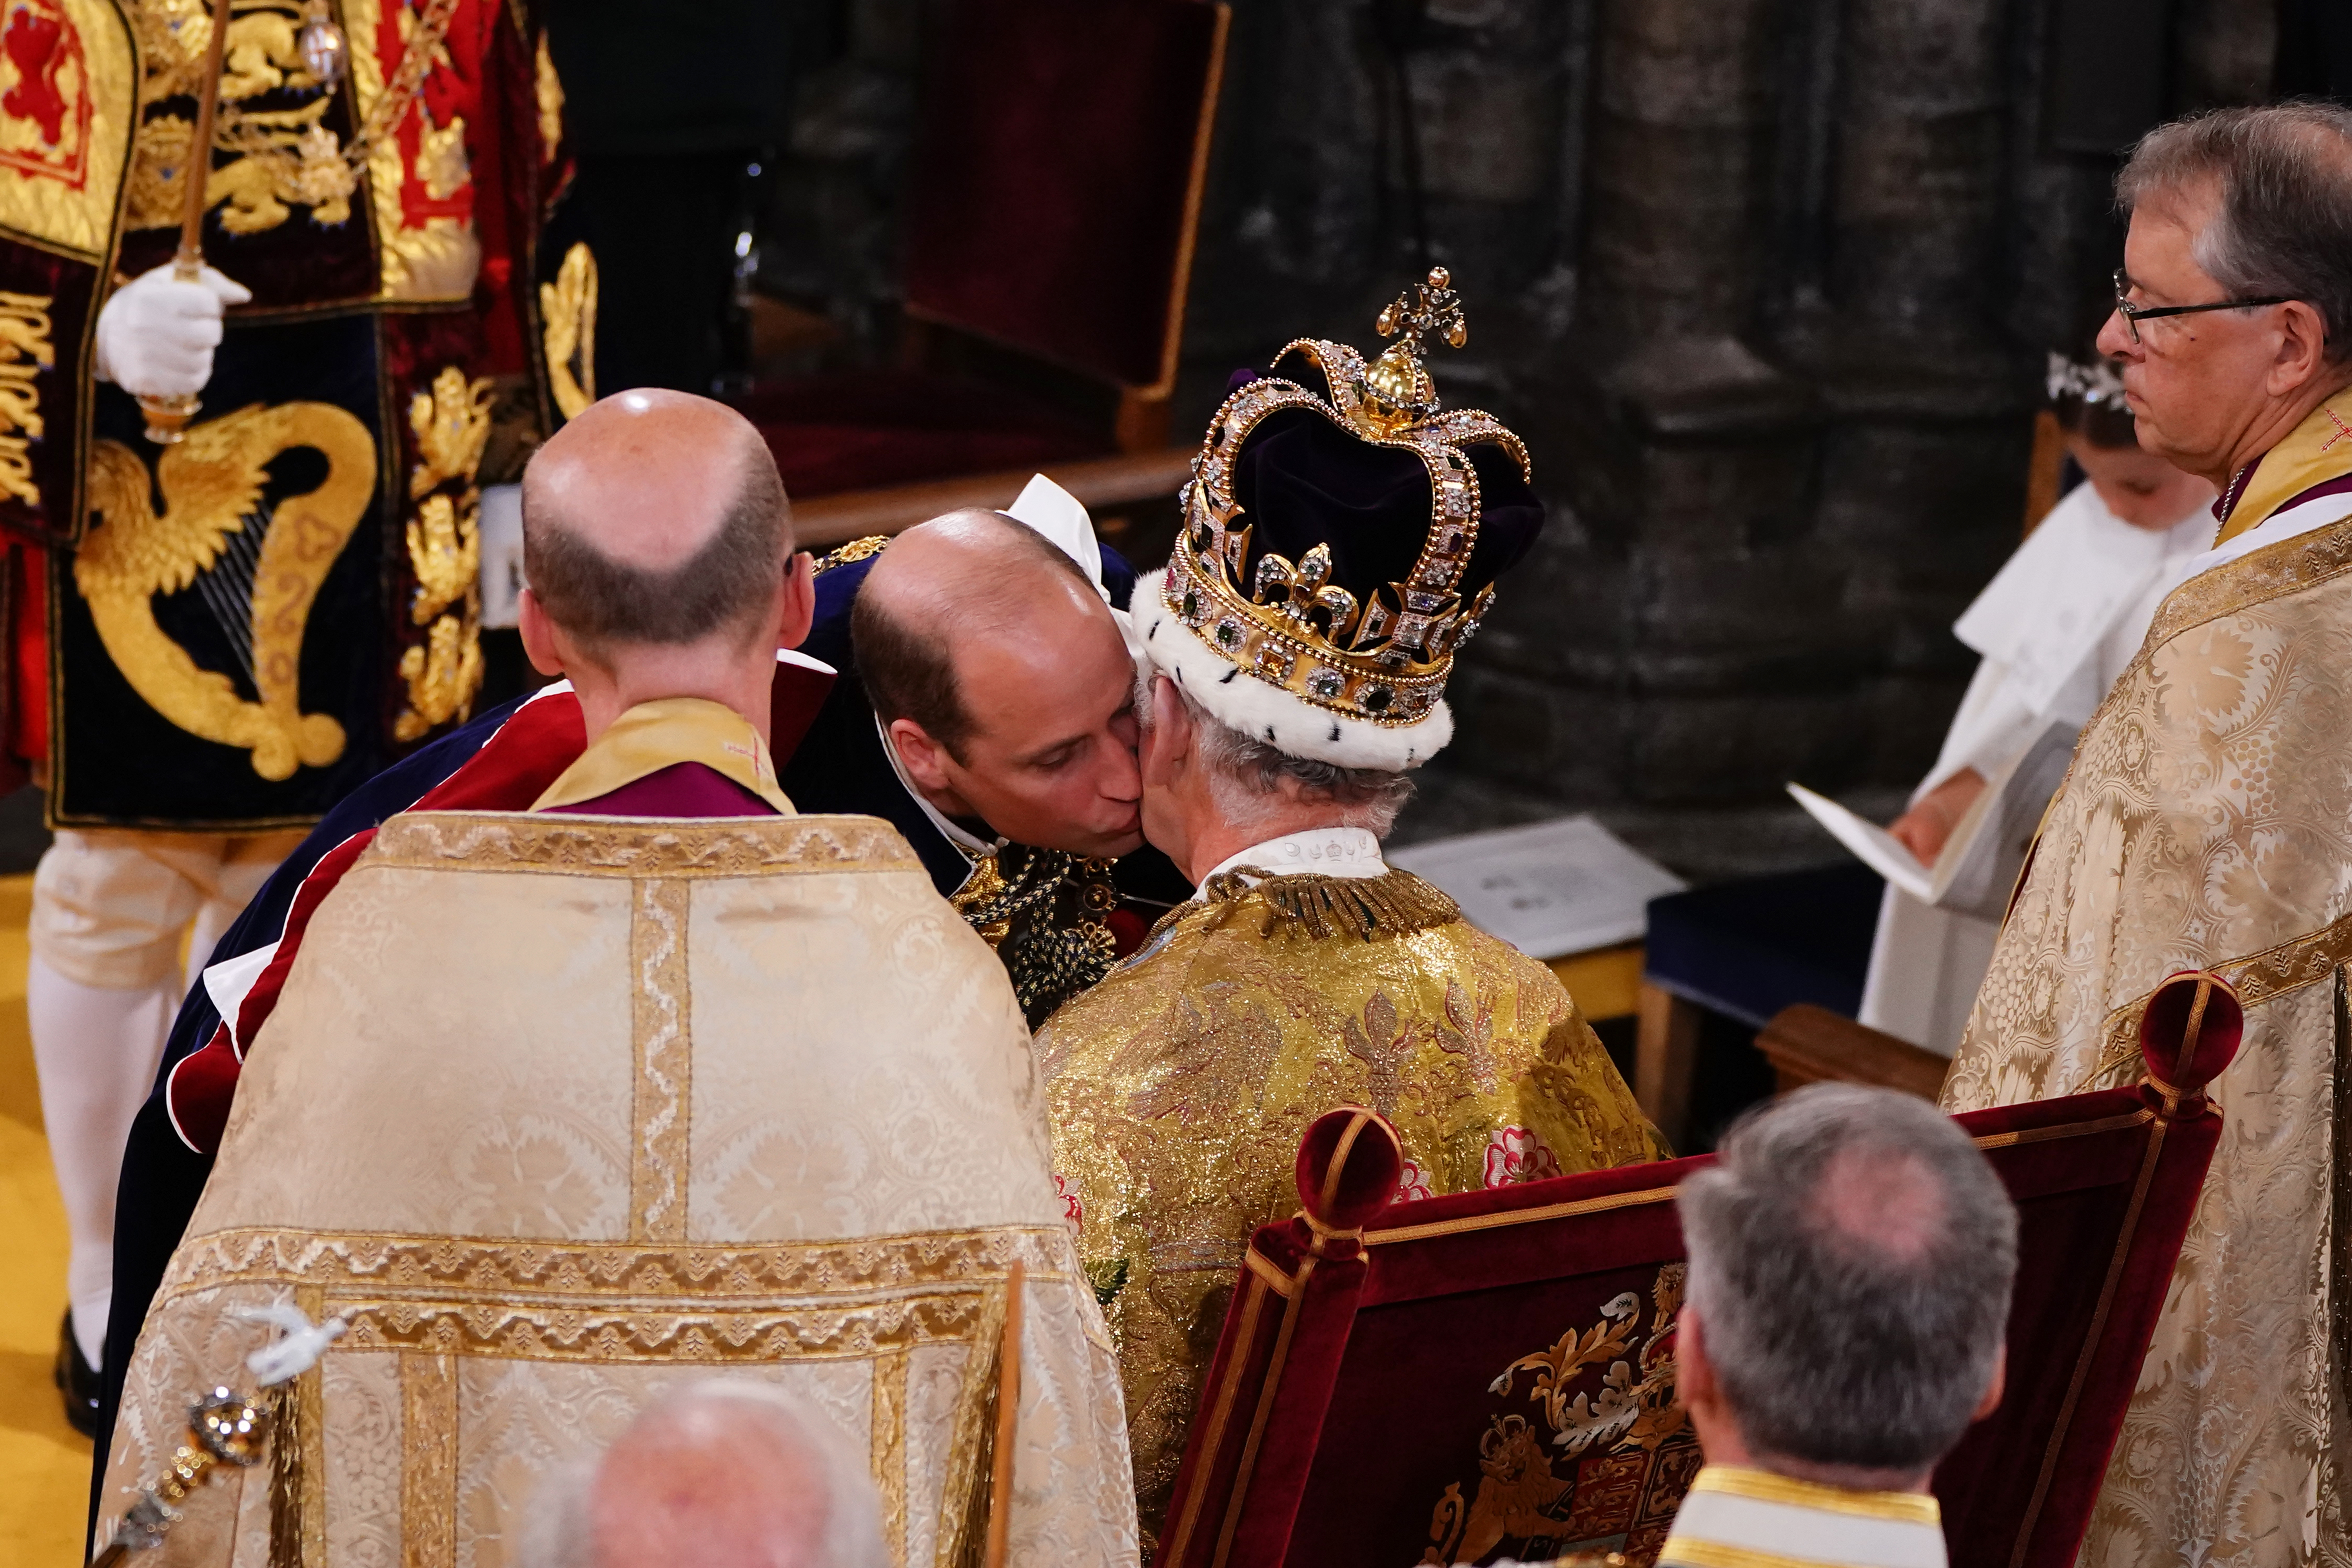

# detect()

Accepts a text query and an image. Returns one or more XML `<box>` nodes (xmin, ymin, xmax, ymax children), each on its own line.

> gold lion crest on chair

<box><xmin>1422</xmin><ymin>1263</ymin><xmax>1698</xmax><ymax>1566</ymax></box>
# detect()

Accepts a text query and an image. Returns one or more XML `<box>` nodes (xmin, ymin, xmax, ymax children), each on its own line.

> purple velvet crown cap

<box><xmin>1220</xmin><ymin>349</ymin><xmax>1543</xmax><ymax>616</ymax></box>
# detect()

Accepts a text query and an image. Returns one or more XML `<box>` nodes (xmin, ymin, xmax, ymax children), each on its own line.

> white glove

<box><xmin>93</xmin><ymin>262</ymin><xmax>252</xmax><ymax>398</ymax></box>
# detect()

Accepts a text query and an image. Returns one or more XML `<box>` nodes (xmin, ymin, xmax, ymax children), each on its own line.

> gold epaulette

<box><xmin>813</xmin><ymin>535</ymin><xmax>890</xmax><ymax>574</ymax></box>
<box><xmin>1199</xmin><ymin>866</ymin><xmax>1459</xmax><ymax>942</ymax></box>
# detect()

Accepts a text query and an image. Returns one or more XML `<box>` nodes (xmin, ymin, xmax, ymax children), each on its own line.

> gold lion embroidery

<box><xmin>78</xmin><ymin>401</ymin><xmax>376</xmax><ymax>779</ymax></box>
<box><xmin>0</xmin><ymin>290</ymin><xmax>53</xmax><ymax>507</ymax></box>
<box><xmin>394</xmin><ymin>365</ymin><xmax>491</xmax><ymax>741</ymax></box>
<box><xmin>1422</xmin><ymin>1264</ymin><xmax>1691</xmax><ymax>1566</ymax></box>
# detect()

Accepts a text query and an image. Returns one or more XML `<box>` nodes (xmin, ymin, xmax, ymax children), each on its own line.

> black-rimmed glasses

<box><xmin>2113</xmin><ymin>269</ymin><xmax>2291</xmax><ymax>344</ymax></box>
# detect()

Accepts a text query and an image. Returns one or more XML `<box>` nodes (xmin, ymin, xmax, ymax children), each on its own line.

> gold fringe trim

<box><xmin>1200</xmin><ymin>866</ymin><xmax>1460</xmax><ymax>943</ymax></box>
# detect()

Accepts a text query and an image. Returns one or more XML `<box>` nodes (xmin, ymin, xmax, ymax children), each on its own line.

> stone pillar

<box><xmin>1452</xmin><ymin>0</ymin><xmax>1855</xmax><ymax>806</ymax></box>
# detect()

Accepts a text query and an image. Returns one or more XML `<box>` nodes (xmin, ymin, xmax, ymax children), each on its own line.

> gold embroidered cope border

<box><xmin>872</xmin><ymin>1349</ymin><xmax>911</xmax><ymax>1563</ymax></box>
<box><xmin>163</xmin><ymin>1229</ymin><xmax>1061</xmax><ymax>1568</ymax></box>
<box><xmin>2140</xmin><ymin>513</ymin><xmax>2352</xmax><ymax>662</ymax></box>
<box><xmin>359</xmin><ymin>811</ymin><xmax>923</xmax><ymax>878</ymax></box>
<box><xmin>628</xmin><ymin>878</ymin><xmax>691</xmax><ymax>1242</ymax></box>
<box><xmin>157</xmin><ymin>1223</ymin><xmax>1083</xmax><ymax>1309</ymax></box>
<box><xmin>2072</xmin><ymin>905</ymin><xmax>2352</xmax><ymax>1096</ymax></box>
<box><xmin>397</xmin><ymin>1352</ymin><xmax>457</xmax><ymax>1568</ymax></box>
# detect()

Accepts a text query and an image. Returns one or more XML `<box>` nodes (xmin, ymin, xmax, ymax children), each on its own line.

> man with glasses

<box><xmin>1942</xmin><ymin>103</ymin><xmax>2352</xmax><ymax>1566</ymax></box>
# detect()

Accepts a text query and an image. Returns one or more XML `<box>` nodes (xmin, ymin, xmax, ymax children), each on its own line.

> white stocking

<box><xmin>29</xmin><ymin>955</ymin><xmax>178</xmax><ymax>1368</ymax></box>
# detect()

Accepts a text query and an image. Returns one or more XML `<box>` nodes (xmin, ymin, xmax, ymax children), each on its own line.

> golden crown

<box><xmin>1163</xmin><ymin>267</ymin><xmax>1531</xmax><ymax>728</ymax></box>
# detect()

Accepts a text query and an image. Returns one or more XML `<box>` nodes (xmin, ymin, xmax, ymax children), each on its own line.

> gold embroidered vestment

<box><xmin>1035</xmin><ymin>867</ymin><xmax>1663</xmax><ymax>1538</ymax></box>
<box><xmin>1943</xmin><ymin>399</ymin><xmax>2352</xmax><ymax>1566</ymax></box>
<box><xmin>103</xmin><ymin>811</ymin><xmax>1139</xmax><ymax>1568</ymax></box>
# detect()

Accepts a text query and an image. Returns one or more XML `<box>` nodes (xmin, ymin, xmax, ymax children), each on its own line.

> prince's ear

<box><xmin>888</xmin><ymin>716</ymin><xmax>955</xmax><ymax>793</ymax></box>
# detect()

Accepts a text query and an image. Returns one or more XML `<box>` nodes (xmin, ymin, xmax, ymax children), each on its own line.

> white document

<box><xmin>1387</xmin><ymin>814</ymin><xmax>1686</xmax><ymax>960</ymax></box>
<box><xmin>1786</xmin><ymin>784</ymin><xmax>1941</xmax><ymax>901</ymax></box>
<box><xmin>1789</xmin><ymin>720</ymin><xmax>2075</xmax><ymax>922</ymax></box>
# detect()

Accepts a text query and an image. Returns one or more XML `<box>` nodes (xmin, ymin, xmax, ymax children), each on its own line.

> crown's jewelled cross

<box><xmin>1376</xmin><ymin>266</ymin><xmax>1468</xmax><ymax>362</ymax></box>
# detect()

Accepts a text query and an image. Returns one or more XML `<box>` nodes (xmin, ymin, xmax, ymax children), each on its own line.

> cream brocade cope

<box><xmin>1035</xmin><ymin>868</ymin><xmax>1663</xmax><ymax>1535</ymax></box>
<box><xmin>100</xmin><ymin>812</ymin><xmax>1138</xmax><ymax>1568</ymax></box>
<box><xmin>1942</xmin><ymin>516</ymin><xmax>2352</xmax><ymax>1566</ymax></box>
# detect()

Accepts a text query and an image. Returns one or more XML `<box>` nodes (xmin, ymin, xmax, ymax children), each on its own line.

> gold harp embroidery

<box><xmin>0</xmin><ymin>290</ymin><xmax>53</xmax><ymax>507</ymax></box>
<box><xmin>541</xmin><ymin>241</ymin><xmax>597</xmax><ymax>421</ymax></box>
<box><xmin>394</xmin><ymin>366</ymin><xmax>490</xmax><ymax>742</ymax></box>
<box><xmin>78</xmin><ymin>401</ymin><xmax>375</xmax><ymax>779</ymax></box>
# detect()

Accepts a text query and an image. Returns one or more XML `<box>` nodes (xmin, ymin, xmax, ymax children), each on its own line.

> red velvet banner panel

<box><xmin>899</xmin><ymin>0</ymin><xmax>1224</xmax><ymax>390</ymax></box>
<box><xmin>1160</xmin><ymin>1084</ymin><xmax>2221</xmax><ymax>1568</ymax></box>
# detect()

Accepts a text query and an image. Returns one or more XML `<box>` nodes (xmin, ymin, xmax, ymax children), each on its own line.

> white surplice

<box><xmin>1857</xmin><ymin>482</ymin><xmax>2212</xmax><ymax>1054</ymax></box>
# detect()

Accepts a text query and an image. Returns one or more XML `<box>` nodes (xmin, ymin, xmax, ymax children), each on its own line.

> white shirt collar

<box><xmin>875</xmin><ymin>712</ymin><xmax>1004</xmax><ymax>860</ymax></box>
<box><xmin>1193</xmin><ymin>826</ymin><xmax>1386</xmax><ymax>898</ymax></box>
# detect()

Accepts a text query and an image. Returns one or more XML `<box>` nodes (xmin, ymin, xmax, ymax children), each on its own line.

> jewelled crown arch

<box><xmin>1160</xmin><ymin>267</ymin><xmax>1534</xmax><ymax>736</ymax></box>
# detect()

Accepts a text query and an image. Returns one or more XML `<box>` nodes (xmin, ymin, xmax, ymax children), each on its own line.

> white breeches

<box><xmin>27</xmin><ymin>828</ymin><xmax>299</xmax><ymax>1366</ymax></box>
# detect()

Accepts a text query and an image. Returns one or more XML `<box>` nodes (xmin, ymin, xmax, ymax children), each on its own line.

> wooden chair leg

<box><xmin>1635</xmin><ymin>982</ymin><xmax>1702</xmax><ymax>1151</ymax></box>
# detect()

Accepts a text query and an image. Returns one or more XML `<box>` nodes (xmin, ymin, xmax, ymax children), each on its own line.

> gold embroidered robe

<box><xmin>1034</xmin><ymin>868</ymin><xmax>1663</xmax><ymax>1537</ymax></box>
<box><xmin>101</xmin><ymin>811</ymin><xmax>1138</xmax><ymax>1568</ymax></box>
<box><xmin>1942</xmin><ymin>397</ymin><xmax>2352</xmax><ymax>1567</ymax></box>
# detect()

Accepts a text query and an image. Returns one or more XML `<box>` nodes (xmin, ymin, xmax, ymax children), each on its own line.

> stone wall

<box><xmin>764</xmin><ymin>0</ymin><xmax>2277</xmax><ymax>871</ymax></box>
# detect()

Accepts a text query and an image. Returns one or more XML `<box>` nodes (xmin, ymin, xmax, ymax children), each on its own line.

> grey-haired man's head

<box><xmin>1675</xmin><ymin>1084</ymin><xmax>2018</xmax><ymax>1489</ymax></box>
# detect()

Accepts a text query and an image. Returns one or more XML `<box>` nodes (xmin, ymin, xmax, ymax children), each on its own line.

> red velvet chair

<box><xmin>757</xmin><ymin>0</ymin><xmax>1230</xmax><ymax>548</ymax></box>
<box><xmin>1157</xmin><ymin>971</ymin><xmax>2244</xmax><ymax>1568</ymax></box>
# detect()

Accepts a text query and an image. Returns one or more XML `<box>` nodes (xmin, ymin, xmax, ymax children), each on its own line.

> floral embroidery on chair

<box><xmin>1483</xmin><ymin>1126</ymin><xmax>1561</xmax><ymax>1188</ymax></box>
<box><xmin>1397</xmin><ymin>1158</ymin><xmax>1434</xmax><ymax>1202</ymax></box>
<box><xmin>1054</xmin><ymin>1173</ymin><xmax>1085</xmax><ymax>1232</ymax></box>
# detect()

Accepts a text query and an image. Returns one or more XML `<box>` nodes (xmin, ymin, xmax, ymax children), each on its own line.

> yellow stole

<box><xmin>530</xmin><ymin>696</ymin><xmax>794</xmax><ymax>814</ymax></box>
<box><xmin>2214</xmin><ymin>388</ymin><xmax>2352</xmax><ymax>546</ymax></box>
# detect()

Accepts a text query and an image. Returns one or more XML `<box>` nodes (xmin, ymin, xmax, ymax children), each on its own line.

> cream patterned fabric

<box><xmin>101</xmin><ymin>811</ymin><xmax>1137</xmax><ymax>1568</ymax></box>
<box><xmin>1942</xmin><ymin>515</ymin><xmax>2352</xmax><ymax>1566</ymax></box>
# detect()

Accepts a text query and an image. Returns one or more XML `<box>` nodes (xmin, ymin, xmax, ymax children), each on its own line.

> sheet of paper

<box><xmin>1784</xmin><ymin>783</ymin><xmax>1934</xmax><ymax>900</ymax></box>
<box><xmin>1387</xmin><ymin>815</ymin><xmax>1686</xmax><ymax>959</ymax></box>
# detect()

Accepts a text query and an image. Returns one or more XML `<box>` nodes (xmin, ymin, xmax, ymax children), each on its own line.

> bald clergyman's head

<box><xmin>522</xmin><ymin>390</ymin><xmax>792</xmax><ymax>658</ymax></box>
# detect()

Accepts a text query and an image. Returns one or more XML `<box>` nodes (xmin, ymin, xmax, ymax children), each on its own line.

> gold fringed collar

<box><xmin>1195</xmin><ymin>866</ymin><xmax>1460</xmax><ymax>942</ymax></box>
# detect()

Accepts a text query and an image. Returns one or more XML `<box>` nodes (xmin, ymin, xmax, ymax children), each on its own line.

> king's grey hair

<box><xmin>2117</xmin><ymin>103</ymin><xmax>2352</xmax><ymax>364</ymax></box>
<box><xmin>514</xmin><ymin>1380</ymin><xmax>887</xmax><ymax>1568</ymax></box>
<box><xmin>1676</xmin><ymin>1085</ymin><xmax>2018</xmax><ymax>1472</ymax></box>
<box><xmin>1137</xmin><ymin>671</ymin><xmax>1414</xmax><ymax>837</ymax></box>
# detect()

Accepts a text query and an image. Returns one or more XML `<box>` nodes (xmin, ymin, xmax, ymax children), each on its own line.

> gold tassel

<box><xmin>1201</xmin><ymin>867</ymin><xmax>1460</xmax><ymax>943</ymax></box>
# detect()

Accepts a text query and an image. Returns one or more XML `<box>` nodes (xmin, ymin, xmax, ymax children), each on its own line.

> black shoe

<box><xmin>53</xmin><ymin>1310</ymin><xmax>100</xmax><ymax>1439</ymax></box>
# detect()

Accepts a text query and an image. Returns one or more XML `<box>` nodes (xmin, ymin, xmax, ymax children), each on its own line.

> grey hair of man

<box><xmin>2117</xmin><ymin>102</ymin><xmax>2352</xmax><ymax>365</ymax></box>
<box><xmin>1677</xmin><ymin>1084</ymin><xmax>2018</xmax><ymax>1472</ymax></box>
<box><xmin>1135</xmin><ymin>668</ymin><xmax>1415</xmax><ymax>837</ymax></box>
<box><xmin>513</xmin><ymin>1380</ymin><xmax>887</xmax><ymax>1568</ymax></box>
